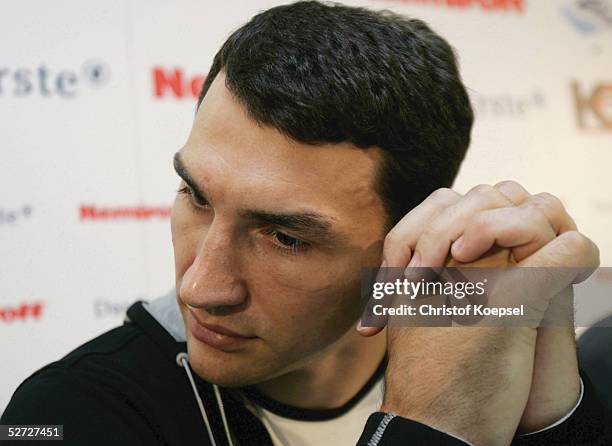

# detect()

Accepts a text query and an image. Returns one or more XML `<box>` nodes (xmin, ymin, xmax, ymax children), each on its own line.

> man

<box><xmin>2</xmin><ymin>1</ymin><xmax>611</xmax><ymax>445</ymax></box>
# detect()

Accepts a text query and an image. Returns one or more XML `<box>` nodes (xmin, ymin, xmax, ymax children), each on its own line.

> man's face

<box><xmin>171</xmin><ymin>72</ymin><xmax>388</xmax><ymax>386</ymax></box>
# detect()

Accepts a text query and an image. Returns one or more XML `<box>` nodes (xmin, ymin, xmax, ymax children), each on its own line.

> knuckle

<box><xmin>430</xmin><ymin>187</ymin><xmax>459</xmax><ymax>203</ymax></box>
<box><xmin>560</xmin><ymin>231</ymin><xmax>592</xmax><ymax>255</ymax></box>
<box><xmin>383</xmin><ymin>230</ymin><xmax>400</xmax><ymax>247</ymax></box>
<box><xmin>467</xmin><ymin>183</ymin><xmax>512</xmax><ymax>206</ymax></box>
<box><xmin>468</xmin><ymin>183</ymin><xmax>496</xmax><ymax>196</ymax></box>
<box><xmin>534</xmin><ymin>192</ymin><xmax>564</xmax><ymax>212</ymax></box>
<box><xmin>530</xmin><ymin>192</ymin><xmax>577</xmax><ymax>232</ymax></box>
<box><xmin>494</xmin><ymin>179</ymin><xmax>522</xmax><ymax>190</ymax></box>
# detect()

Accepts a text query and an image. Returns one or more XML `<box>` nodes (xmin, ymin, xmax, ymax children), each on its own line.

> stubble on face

<box><xmin>170</xmin><ymin>71</ymin><xmax>389</xmax><ymax>387</ymax></box>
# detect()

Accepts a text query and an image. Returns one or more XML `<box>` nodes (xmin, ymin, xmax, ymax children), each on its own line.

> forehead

<box><xmin>180</xmin><ymin>72</ymin><xmax>387</xmax><ymax>236</ymax></box>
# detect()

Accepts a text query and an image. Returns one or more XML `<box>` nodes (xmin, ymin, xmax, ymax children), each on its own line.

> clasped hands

<box><xmin>358</xmin><ymin>181</ymin><xmax>600</xmax><ymax>445</ymax></box>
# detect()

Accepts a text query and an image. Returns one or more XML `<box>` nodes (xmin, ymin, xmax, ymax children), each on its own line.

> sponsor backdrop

<box><xmin>1</xmin><ymin>0</ymin><xmax>611</xmax><ymax>412</ymax></box>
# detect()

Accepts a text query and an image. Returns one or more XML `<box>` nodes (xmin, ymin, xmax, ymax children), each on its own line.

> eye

<box><xmin>264</xmin><ymin>229</ymin><xmax>309</xmax><ymax>256</ymax></box>
<box><xmin>177</xmin><ymin>185</ymin><xmax>210</xmax><ymax>211</ymax></box>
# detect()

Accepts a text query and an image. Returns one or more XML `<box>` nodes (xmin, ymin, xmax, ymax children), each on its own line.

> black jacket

<box><xmin>2</xmin><ymin>295</ymin><xmax>612</xmax><ymax>445</ymax></box>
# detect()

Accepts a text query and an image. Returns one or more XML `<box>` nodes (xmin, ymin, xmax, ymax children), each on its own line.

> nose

<box><xmin>179</xmin><ymin>222</ymin><xmax>247</xmax><ymax>313</ymax></box>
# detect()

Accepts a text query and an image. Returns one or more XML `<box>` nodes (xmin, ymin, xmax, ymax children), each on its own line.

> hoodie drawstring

<box><xmin>176</xmin><ymin>352</ymin><xmax>235</xmax><ymax>446</ymax></box>
<box><xmin>213</xmin><ymin>382</ymin><xmax>235</xmax><ymax>446</ymax></box>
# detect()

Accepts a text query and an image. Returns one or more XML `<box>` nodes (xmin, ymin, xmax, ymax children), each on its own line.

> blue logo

<box><xmin>0</xmin><ymin>205</ymin><xmax>33</xmax><ymax>224</ymax></box>
<box><xmin>562</xmin><ymin>0</ymin><xmax>612</xmax><ymax>34</ymax></box>
<box><xmin>0</xmin><ymin>60</ymin><xmax>110</xmax><ymax>98</ymax></box>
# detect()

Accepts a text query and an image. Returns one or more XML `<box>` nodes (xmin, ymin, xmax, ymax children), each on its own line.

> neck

<box><xmin>254</xmin><ymin>326</ymin><xmax>386</xmax><ymax>410</ymax></box>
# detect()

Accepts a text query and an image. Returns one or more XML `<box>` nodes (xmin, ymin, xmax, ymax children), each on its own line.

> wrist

<box><xmin>518</xmin><ymin>372</ymin><xmax>581</xmax><ymax>433</ymax></box>
<box><xmin>518</xmin><ymin>326</ymin><xmax>581</xmax><ymax>433</ymax></box>
<box><xmin>382</xmin><ymin>327</ymin><xmax>536</xmax><ymax>445</ymax></box>
<box><xmin>518</xmin><ymin>376</ymin><xmax>584</xmax><ymax>436</ymax></box>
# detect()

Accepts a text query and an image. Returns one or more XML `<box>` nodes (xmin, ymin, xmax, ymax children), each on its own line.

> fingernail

<box><xmin>356</xmin><ymin>319</ymin><xmax>364</xmax><ymax>332</ymax></box>
<box><xmin>408</xmin><ymin>252</ymin><xmax>420</xmax><ymax>268</ymax></box>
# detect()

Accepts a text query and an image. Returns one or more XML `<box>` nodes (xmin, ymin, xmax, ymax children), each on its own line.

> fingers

<box><xmin>518</xmin><ymin>230</ymin><xmax>600</xmax><ymax>281</ymax></box>
<box><xmin>382</xmin><ymin>188</ymin><xmax>461</xmax><ymax>267</ymax></box>
<box><xmin>448</xmin><ymin>189</ymin><xmax>577</xmax><ymax>263</ymax></box>
<box><xmin>495</xmin><ymin>181</ymin><xmax>577</xmax><ymax>234</ymax></box>
<box><xmin>413</xmin><ymin>184</ymin><xmax>515</xmax><ymax>267</ymax></box>
<box><xmin>523</xmin><ymin>193</ymin><xmax>577</xmax><ymax>234</ymax></box>
<box><xmin>488</xmin><ymin>231</ymin><xmax>600</xmax><ymax>326</ymax></box>
<box><xmin>451</xmin><ymin>206</ymin><xmax>556</xmax><ymax>263</ymax></box>
<box><xmin>463</xmin><ymin>182</ymin><xmax>572</xmax><ymax>264</ymax></box>
<box><xmin>494</xmin><ymin>180</ymin><xmax>531</xmax><ymax>205</ymax></box>
<box><xmin>362</xmin><ymin>179</ymin><xmax>590</xmax><ymax>337</ymax></box>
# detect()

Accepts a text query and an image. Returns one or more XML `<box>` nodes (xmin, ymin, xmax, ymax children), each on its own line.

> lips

<box><xmin>187</xmin><ymin>308</ymin><xmax>256</xmax><ymax>351</ymax></box>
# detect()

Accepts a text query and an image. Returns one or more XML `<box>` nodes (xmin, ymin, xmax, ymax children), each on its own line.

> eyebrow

<box><xmin>173</xmin><ymin>152</ymin><xmax>210</xmax><ymax>205</ymax></box>
<box><xmin>173</xmin><ymin>152</ymin><xmax>342</xmax><ymax>244</ymax></box>
<box><xmin>241</xmin><ymin>209</ymin><xmax>340</xmax><ymax>244</ymax></box>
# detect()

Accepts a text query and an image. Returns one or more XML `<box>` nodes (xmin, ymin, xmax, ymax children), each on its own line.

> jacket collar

<box><xmin>142</xmin><ymin>289</ymin><xmax>186</xmax><ymax>342</ymax></box>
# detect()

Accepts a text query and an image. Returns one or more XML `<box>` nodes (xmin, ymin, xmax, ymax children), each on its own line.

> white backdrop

<box><xmin>1</xmin><ymin>0</ymin><xmax>611</xmax><ymax>413</ymax></box>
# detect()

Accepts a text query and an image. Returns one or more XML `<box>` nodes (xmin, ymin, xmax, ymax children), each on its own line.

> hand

<box><xmin>359</xmin><ymin>181</ymin><xmax>600</xmax><ymax>444</ymax></box>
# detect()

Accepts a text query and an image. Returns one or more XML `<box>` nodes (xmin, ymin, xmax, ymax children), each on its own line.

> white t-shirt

<box><xmin>246</xmin><ymin>378</ymin><xmax>384</xmax><ymax>446</ymax></box>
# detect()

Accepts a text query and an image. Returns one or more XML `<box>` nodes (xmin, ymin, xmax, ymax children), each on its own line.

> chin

<box><xmin>186</xmin><ymin>338</ymin><xmax>281</xmax><ymax>387</ymax></box>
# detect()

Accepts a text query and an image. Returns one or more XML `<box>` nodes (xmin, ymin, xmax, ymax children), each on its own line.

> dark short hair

<box><xmin>197</xmin><ymin>0</ymin><xmax>474</xmax><ymax>227</ymax></box>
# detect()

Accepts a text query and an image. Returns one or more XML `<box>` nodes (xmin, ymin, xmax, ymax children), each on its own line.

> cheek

<box><xmin>244</xmin><ymin>242</ymin><xmax>374</xmax><ymax>334</ymax></box>
<box><xmin>250</xmin><ymin>268</ymin><xmax>363</xmax><ymax>345</ymax></box>
<box><xmin>171</xmin><ymin>199</ymin><xmax>204</xmax><ymax>277</ymax></box>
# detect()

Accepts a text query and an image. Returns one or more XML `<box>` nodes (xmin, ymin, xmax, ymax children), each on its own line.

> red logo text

<box><xmin>153</xmin><ymin>66</ymin><xmax>205</xmax><ymax>99</ymax></box>
<box><xmin>374</xmin><ymin>0</ymin><xmax>524</xmax><ymax>13</ymax></box>
<box><xmin>80</xmin><ymin>205</ymin><xmax>171</xmax><ymax>220</ymax></box>
<box><xmin>0</xmin><ymin>302</ymin><xmax>44</xmax><ymax>323</ymax></box>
